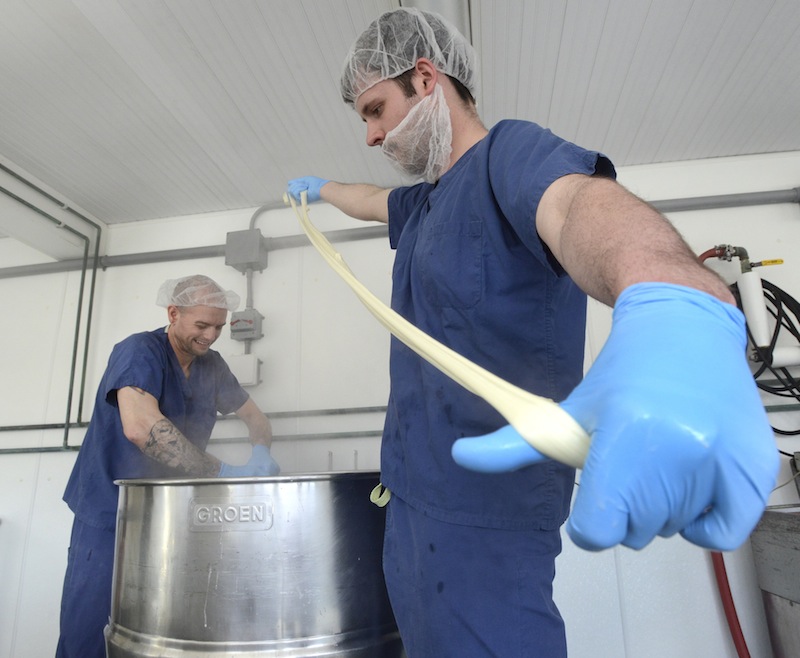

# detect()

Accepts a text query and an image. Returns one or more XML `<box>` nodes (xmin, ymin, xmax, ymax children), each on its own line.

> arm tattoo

<box><xmin>143</xmin><ymin>419</ymin><xmax>219</xmax><ymax>477</ymax></box>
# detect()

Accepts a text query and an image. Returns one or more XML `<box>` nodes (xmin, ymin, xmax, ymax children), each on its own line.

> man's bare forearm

<box><xmin>143</xmin><ymin>418</ymin><xmax>221</xmax><ymax>477</ymax></box>
<box><xmin>320</xmin><ymin>181</ymin><xmax>391</xmax><ymax>223</ymax></box>
<box><xmin>235</xmin><ymin>397</ymin><xmax>273</xmax><ymax>447</ymax></box>
<box><xmin>539</xmin><ymin>175</ymin><xmax>734</xmax><ymax>307</ymax></box>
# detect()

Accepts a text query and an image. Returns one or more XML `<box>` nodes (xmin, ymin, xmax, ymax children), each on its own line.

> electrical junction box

<box><xmin>230</xmin><ymin>308</ymin><xmax>264</xmax><ymax>341</ymax></box>
<box><xmin>225</xmin><ymin>229</ymin><xmax>268</xmax><ymax>272</ymax></box>
<box><xmin>226</xmin><ymin>353</ymin><xmax>262</xmax><ymax>387</ymax></box>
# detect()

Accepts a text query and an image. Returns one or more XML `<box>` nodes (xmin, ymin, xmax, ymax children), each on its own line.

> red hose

<box><xmin>699</xmin><ymin>247</ymin><xmax>725</xmax><ymax>262</ymax></box>
<box><xmin>711</xmin><ymin>550</ymin><xmax>751</xmax><ymax>658</ymax></box>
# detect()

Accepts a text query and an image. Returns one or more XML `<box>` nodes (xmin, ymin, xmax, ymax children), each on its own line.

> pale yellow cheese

<box><xmin>285</xmin><ymin>193</ymin><xmax>590</xmax><ymax>469</ymax></box>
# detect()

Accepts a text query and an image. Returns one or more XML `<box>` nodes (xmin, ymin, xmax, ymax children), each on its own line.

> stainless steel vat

<box><xmin>105</xmin><ymin>471</ymin><xmax>403</xmax><ymax>657</ymax></box>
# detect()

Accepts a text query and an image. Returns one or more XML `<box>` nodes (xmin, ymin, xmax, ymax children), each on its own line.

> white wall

<box><xmin>2</xmin><ymin>150</ymin><xmax>799</xmax><ymax>657</ymax></box>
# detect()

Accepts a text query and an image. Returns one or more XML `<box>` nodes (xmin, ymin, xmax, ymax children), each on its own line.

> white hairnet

<box><xmin>340</xmin><ymin>7</ymin><xmax>476</xmax><ymax>105</ymax></box>
<box><xmin>156</xmin><ymin>275</ymin><xmax>240</xmax><ymax>311</ymax></box>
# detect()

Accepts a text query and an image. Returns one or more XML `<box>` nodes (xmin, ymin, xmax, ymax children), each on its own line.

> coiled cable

<box><xmin>731</xmin><ymin>278</ymin><xmax>800</xmax><ymax>435</ymax></box>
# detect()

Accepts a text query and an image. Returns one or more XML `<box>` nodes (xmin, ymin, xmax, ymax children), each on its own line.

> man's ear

<box><xmin>414</xmin><ymin>58</ymin><xmax>439</xmax><ymax>96</ymax></box>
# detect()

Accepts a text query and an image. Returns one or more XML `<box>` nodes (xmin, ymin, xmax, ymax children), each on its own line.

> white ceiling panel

<box><xmin>0</xmin><ymin>0</ymin><xmax>798</xmax><ymax>233</ymax></box>
<box><xmin>476</xmin><ymin>0</ymin><xmax>800</xmax><ymax>166</ymax></box>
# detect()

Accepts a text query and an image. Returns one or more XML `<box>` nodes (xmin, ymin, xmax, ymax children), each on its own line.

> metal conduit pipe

<box><xmin>0</xmin><ymin>181</ymin><xmax>95</xmax><ymax>449</ymax></box>
<box><xmin>653</xmin><ymin>187</ymin><xmax>800</xmax><ymax>213</ymax></box>
<box><xmin>63</xmin><ymin>241</ymin><xmax>89</xmax><ymax>448</ymax></box>
<box><xmin>242</xmin><ymin>202</ymin><xmax>285</xmax><ymax>354</ymax></box>
<box><xmin>0</xmin><ymin>406</ymin><xmax>388</xmax><ymax>455</ymax></box>
<box><xmin>0</xmin><ymin>226</ymin><xmax>388</xmax><ymax>279</ymax></box>
<box><xmin>0</xmin><ymin>430</ymin><xmax>385</xmax><ymax>456</ymax></box>
<box><xmin>2</xmin><ymin>186</ymin><xmax>799</xmax><ymax>281</ymax></box>
<box><xmin>0</xmin><ymin>183</ymin><xmax>90</xmax><ymax>249</ymax></box>
<box><xmin>0</xmin><ymin>244</ymin><xmax>226</xmax><ymax>279</ymax></box>
<box><xmin>0</xmin><ymin>432</ymin><xmax>388</xmax><ymax>455</ymax></box>
<box><xmin>0</xmin><ymin>163</ymin><xmax>104</xmax><ymax>424</ymax></box>
<box><xmin>0</xmin><ymin>404</ymin><xmax>387</xmax><ymax>432</ymax></box>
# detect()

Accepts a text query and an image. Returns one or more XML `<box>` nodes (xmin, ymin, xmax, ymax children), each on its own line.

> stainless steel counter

<box><xmin>750</xmin><ymin>506</ymin><xmax>800</xmax><ymax>658</ymax></box>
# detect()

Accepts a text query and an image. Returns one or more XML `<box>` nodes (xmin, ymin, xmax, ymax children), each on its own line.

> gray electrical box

<box><xmin>226</xmin><ymin>353</ymin><xmax>262</xmax><ymax>386</ymax></box>
<box><xmin>225</xmin><ymin>229</ymin><xmax>268</xmax><ymax>272</ymax></box>
<box><xmin>230</xmin><ymin>308</ymin><xmax>264</xmax><ymax>341</ymax></box>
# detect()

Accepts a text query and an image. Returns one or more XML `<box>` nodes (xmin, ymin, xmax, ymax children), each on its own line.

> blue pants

<box><xmin>56</xmin><ymin>517</ymin><xmax>115</xmax><ymax>658</ymax></box>
<box><xmin>383</xmin><ymin>495</ymin><xmax>567</xmax><ymax>657</ymax></box>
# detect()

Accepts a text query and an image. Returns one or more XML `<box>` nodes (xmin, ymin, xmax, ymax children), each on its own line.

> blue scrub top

<box><xmin>63</xmin><ymin>327</ymin><xmax>248</xmax><ymax>529</ymax></box>
<box><xmin>383</xmin><ymin>120</ymin><xmax>616</xmax><ymax>530</ymax></box>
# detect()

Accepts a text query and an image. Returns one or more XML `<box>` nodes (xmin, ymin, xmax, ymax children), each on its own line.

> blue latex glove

<box><xmin>287</xmin><ymin>176</ymin><xmax>329</xmax><ymax>203</ymax></box>
<box><xmin>218</xmin><ymin>444</ymin><xmax>281</xmax><ymax>477</ymax></box>
<box><xmin>452</xmin><ymin>283</ymin><xmax>778</xmax><ymax>552</ymax></box>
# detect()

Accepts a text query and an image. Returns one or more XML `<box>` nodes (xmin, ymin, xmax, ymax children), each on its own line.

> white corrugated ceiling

<box><xmin>0</xmin><ymin>0</ymin><xmax>798</xmax><ymax>231</ymax></box>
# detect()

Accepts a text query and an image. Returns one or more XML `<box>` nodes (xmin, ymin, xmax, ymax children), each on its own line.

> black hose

<box><xmin>732</xmin><ymin>278</ymin><xmax>800</xmax><ymax>435</ymax></box>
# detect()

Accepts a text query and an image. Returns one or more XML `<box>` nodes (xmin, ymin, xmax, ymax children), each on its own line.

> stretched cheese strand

<box><xmin>285</xmin><ymin>192</ymin><xmax>590</xmax><ymax>469</ymax></box>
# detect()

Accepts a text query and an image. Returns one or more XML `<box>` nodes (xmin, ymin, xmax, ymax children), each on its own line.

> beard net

<box><xmin>381</xmin><ymin>83</ymin><xmax>453</xmax><ymax>183</ymax></box>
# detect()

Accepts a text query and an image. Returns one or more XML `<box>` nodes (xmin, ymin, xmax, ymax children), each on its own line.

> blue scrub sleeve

<box><xmin>101</xmin><ymin>333</ymin><xmax>168</xmax><ymax>406</ymax></box>
<box><xmin>212</xmin><ymin>354</ymin><xmax>249</xmax><ymax>415</ymax></box>
<box><xmin>487</xmin><ymin>125</ymin><xmax>615</xmax><ymax>256</ymax></box>
<box><xmin>388</xmin><ymin>183</ymin><xmax>434</xmax><ymax>249</ymax></box>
